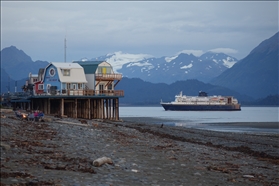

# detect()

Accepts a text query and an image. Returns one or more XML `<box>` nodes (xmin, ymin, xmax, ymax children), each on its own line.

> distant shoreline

<box><xmin>120</xmin><ymin>116</ymin><xmax>279</xmax><ymax>134</ymax></box>
<box><xmin>119</xmin><ymin>104</ymin><xmax>279</xmax><ymax>107</ymax></box>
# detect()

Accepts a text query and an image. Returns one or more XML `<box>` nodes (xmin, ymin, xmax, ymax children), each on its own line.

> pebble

<box><xmin>242</xmin><ymin>175</ymin><xmax>254</xmax><ymax>178</ymax></box>
<box><xmin>194</xmin><ymin>172</ymin><xmax>202</xmax><ymax>176</ymax></box>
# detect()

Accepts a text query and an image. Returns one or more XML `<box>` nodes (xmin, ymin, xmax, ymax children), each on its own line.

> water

<box><xmin>119</xmin><ymin>106</ymin><xmax>279</xmax><ymax>134</ymax></box>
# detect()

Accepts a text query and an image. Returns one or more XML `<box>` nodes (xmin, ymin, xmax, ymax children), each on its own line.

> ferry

<box><xmin>160</xmin><ymin>91</ymin><xmax>241</xmax><ymax>111</ymax></box>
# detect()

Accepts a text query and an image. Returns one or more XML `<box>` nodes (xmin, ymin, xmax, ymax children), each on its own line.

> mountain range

<box><xmin>0</xmin><ymin>46</ymin><xmax>49</xmax><ymax>81</ymax></box>
<box><xmin>1</xmin><ymin>31</ymin><xmax>278</xmax><ymax>105</ymax></box>
<box><xmin>93</xmin><ymin>51</ymin><xmax>238</xmax><ymax>84</ymax></box>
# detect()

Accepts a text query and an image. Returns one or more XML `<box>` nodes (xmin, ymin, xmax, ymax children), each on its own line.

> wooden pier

<box><xmin>11</xmin><ymin>90</ymin><xmax>124</xmax><ymax>120</ymax></box>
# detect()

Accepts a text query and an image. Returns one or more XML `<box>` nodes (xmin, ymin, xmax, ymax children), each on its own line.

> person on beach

<box><xmin>28</xmin><ymin>112</ymin><xmax>35</xmax><ymax>122</ymax></box>
<box><xmin>34</xmin><ymin>110</ymin><xmax>39</xmax><ymax>121</ymax></box>
<box><xmin>38</xmin><ymin>111</ymin><xmax>44</xmax><ymax>121</ymax></box>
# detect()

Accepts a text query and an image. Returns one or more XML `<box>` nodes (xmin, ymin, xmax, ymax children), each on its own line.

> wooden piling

<box><xmin>29</xmin><ymin>96</ymin><xmax>121</xmax><ymax>120</ymax></box>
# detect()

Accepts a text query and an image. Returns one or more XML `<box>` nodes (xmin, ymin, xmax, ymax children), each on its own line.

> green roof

<box><xmin>73</xmin><ymin>61</ymin><xmax>103</xmax><ymax>74</ymax></box>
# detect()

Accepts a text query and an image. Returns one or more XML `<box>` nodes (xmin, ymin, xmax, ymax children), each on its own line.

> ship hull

<box><xmin>161</xmin><ymin>103</ymin><xmax>241</xmax><ymax>111</ymax></box>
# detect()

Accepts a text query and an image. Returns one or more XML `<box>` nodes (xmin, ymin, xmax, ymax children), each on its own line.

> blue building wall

<box><xmin>43</xmin><ymin>64</ymin><xmax>61</xmax><ymax>93</ymax></box>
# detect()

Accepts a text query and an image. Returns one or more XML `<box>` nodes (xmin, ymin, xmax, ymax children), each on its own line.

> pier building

<box><xmin>10</xmin><ymin>61</ymin><xmax>124</xmax><ymax>120</ymax></box>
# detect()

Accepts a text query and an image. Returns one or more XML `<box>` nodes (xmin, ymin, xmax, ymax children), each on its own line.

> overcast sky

<box><xmin>1</xmin><ymin>1</ymin><xmax>278</xmax><ymax>62</ymax></box>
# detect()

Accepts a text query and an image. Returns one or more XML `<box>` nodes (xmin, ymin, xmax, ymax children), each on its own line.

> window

<box><xmin>99</xmin><ymin>84</ymin><xmax>104</xmax><ymax>91</ymax></box>
<box><xmin>72</xmin><ymin>84</ymin><xmax>76</xmax><ymax>90</ymax></box>
<box><xmin>49</xmin><ymin>68</ymin><xmax>55</xmax><ymax>76</ymax></box>
<box><xmin>98</xmin><ymin>67</ymin><xmax>111</xmax><ymax>74</ymax></box>
<box><xmin>38</xmin><ymin>84</ymin><xmax>44</xmax><ymax>90</ymax></box>
<box><xmin>78</xmin><ymin>83</ymin><xmax>83</xmax><ymax>89</ymax></box>
<box><xmin>67</xmin><ymin>83</ymin><xmax>71</xmax><ymax>89</ymax></box>
<box><xmin>62</xmin><ymin>69</ymin><xmax>70</xmax><ymax>76</ymax></box>
<box><xmin>33</xmin><ymin>78</ymin><xmax>38</xmax><ymax>83</ymax></box>
<box><xmin>106</xmin><ymin>67</ymin><xmax>111</xmax><ymax>74</ymax></box>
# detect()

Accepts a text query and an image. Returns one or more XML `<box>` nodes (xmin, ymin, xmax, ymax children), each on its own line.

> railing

<box><xmin>35</xmin><ymin>89</ymin><xmax>124</xmax><ymax>97</ymax></box>
<box><xmin>95</xmin><ymin>73</ymin><xmax>122</xmax><ymax>81</ymax></box>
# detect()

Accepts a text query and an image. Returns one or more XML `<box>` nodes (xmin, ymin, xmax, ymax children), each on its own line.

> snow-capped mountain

<box><xmin>199</xmin><ymin>52</ymin><xmax>237</xmax><ymax>68</ymax></box>
<box><xmin>92</xmin><ymin>51</ymin><xmax>153</xmax><ymax>72</ymax></box>
<box><xmin>90</xmin><ymin>51</ymin><xmax>238</xmax><ymax>84</ymax></box>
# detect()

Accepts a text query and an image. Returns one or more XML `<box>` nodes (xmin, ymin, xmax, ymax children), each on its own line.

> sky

<box><xmin>1</xmin><ymin>1</ymin><xmax>278</xmax><ymax>63</ymax></box>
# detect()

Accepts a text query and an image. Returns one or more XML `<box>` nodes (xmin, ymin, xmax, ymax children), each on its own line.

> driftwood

<box><xmin>92</xmin><ymin>123</ymin><xmax>99</xmax><ymax>127</ymax></box>
<box><xmin>0</xmin><ymin>109</ymin><xmax>13</xmax><ymax>113</ymax></box>
<box><xmin>93</xmin><ymin>157</ymin><xmax>113</xmax><ymax>167</ymax></box>
<box><xmin>56</xmin><ymin>120</ymin><xmax>88</xmax><ymax>127</ymax></box>
<box><xmin>79</xmin><ymin>119</ymin><xmax>88</xmax><ymax>124</ymax></box>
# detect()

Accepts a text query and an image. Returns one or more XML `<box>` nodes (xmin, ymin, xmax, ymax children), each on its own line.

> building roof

<box><xmin>73</xmin><ymin>61</ymin><xmax>103</xmax><ymax>74</ymax></box>
<box><xmin>47</xmin><ymin>62</ymin><xmax>87</xmax><ymax>83</ymax></box>
<box><xmin>51</xmin><ymin>62</ymin><xmax>83</xmax><ymax>69</ymax></box>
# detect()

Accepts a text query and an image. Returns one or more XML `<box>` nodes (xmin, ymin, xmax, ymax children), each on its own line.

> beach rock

<box><xmin>0</xmin><ymin>142</ymin><xmax>10</xmax><ymax>150</ymax></box>
<box><xmin>44</xmin><ymin>117</ymin><xmax>53</xmax><ymax>122</ymax></box>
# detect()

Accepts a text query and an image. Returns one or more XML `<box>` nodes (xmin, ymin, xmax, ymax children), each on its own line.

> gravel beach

<box><xmin>1</xmin><ymin>109</ymin><xmax>279</xmax><ymax>186</ymax></box>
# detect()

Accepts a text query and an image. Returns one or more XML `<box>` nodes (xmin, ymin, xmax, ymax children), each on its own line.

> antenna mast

<box><xmin>64</xmin><ymin>37</ymin><xmax>67</xmax><ymax>62</ymax></box>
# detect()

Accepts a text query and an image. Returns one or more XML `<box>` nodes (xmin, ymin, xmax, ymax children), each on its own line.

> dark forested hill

<box><xmin>116</xmin><ymin>77</ymin><xmax>254</xmax><ymax>105</ymax></box>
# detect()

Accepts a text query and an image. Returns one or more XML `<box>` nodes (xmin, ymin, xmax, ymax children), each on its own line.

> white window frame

<box><xmin>38</xmin><ymin>84</ymin><xmax>44</xmax><ymax>90</ymax></box>
<box><xmin>62</xmin><ymin>69</ymin><xmax>70</xmax><ymax>76</ymax></box>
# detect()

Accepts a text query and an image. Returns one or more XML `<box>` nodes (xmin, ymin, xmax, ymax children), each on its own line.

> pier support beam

<box><xmin>61</xmin><ymin>98</ymin><xmax>64</xmax><ymax>117</ymax></box>
<box><xmin>74</xmin><ymin>98</ymin><xmax>77</xmax><ymax>118</ymax></box>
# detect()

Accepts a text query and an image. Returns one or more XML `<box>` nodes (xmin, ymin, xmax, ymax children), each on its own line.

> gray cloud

<box><xmin>1</xmin><ymin>1</ymin><xmax>278</xmax><ymax>62</ymax></box>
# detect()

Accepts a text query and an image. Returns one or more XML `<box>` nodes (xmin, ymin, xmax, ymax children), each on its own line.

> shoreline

<box><xmin>120</xmin><ymin>116</ymin><xmax>279</xmax><ymax>134</ymax></box>
<box><xmin>1</xmin><ymin>111</ymin><xmax>279</xmax><ymax>185</ymax></box>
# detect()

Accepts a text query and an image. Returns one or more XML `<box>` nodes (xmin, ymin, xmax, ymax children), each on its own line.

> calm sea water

<box><xmin>119</xmin><ymin>106</ymin><xmax>279</xmax><ymax>134</ymax></box>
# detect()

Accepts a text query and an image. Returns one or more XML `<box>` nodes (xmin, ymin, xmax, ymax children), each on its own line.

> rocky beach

<box><xmin>1</xmin><ymin>109</ymin><xmax>279</xmax><ymax>186</ymax></box>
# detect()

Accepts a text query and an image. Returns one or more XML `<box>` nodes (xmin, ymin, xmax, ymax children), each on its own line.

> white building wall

<box><xmin>85</xmin><ymin>74</ymin><xmax>95</xmax><ymax>89</ymax></box>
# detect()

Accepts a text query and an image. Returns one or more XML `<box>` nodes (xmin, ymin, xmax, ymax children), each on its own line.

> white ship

<box><xmin>160</xmin><ymin>91</ymin><xmax>241</xmax><ymax>111</ymax></box>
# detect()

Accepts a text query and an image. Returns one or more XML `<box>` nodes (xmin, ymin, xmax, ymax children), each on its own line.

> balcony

<box><xmin>95</xmin><ymin>73</ymin><xmax>122</xmax><ymax>81</ymax></box>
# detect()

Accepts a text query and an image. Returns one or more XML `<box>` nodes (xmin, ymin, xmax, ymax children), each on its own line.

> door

<box><xmin>102</xmin><ymin>67</ymin><xmax>106</xmax><ymax>74</ymax></box>
<box><xmin>47</xmin><ymin>84</ymin><xmax>51</xmax><ymax>94</ymax></box>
